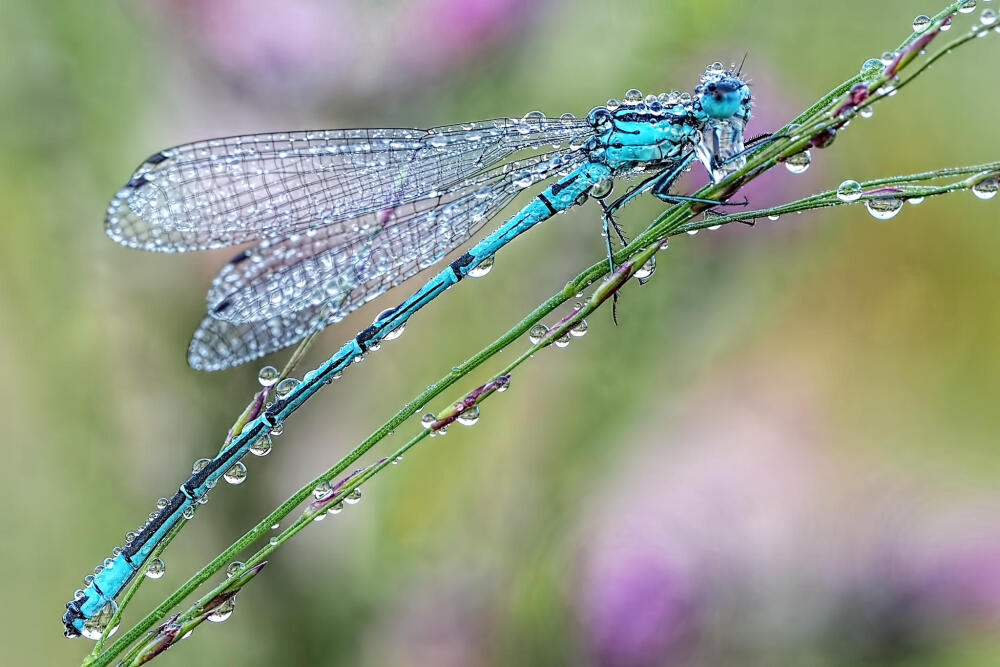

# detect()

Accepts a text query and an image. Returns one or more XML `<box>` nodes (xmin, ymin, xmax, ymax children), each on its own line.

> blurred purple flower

<box><xmin>574</xmin><ymin>372</ymin><xmax>1000</xmax><ymax>663</ymax></box>
<box><xmin>579</xmin><ymin>545</ymin><xmax>698</xmax><ymax>666</ymax></box>
<box><xmin>389</xmin><ymin>0</ymin><xmax>540</xmax><ymax>76</ymax></box>
<box><xmin>154</xmin><ymin>0</ymin><xmax>545</xmax><ymax>103</ymax></box>
<box><xmin>915</xmin><ymin>536</ymin><xmax>1000</xmax><ymax>624</ymax></box>
<box><xmin>160</xmin><ymin>0</ymin><xmax>355</xmax><ymax>97</ymax></box>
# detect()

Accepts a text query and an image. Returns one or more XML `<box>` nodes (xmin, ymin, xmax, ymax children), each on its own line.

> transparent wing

<box><xmin>188</xmin><ymin>306</ymin><xmax>330</xmax><ymax>373</ymax></box>
<box><xmin>207</xmin><ymin>149</ymin><xmax>583</xmax><ymax>324</ymax></box>
<box><xmin>106</xmin><ymin>116</ymin><xmax>592</xmax><ymax>253</ymax></box>
<box><xmin>187</xmin><ymin>150</ymin><xmax>586</xmax><ymax>371</ymax></box>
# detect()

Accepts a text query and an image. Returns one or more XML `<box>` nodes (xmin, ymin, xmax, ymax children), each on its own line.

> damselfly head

<box><xmin>693</xmin><ymin>64</ymin><xmax>752</xmax><ymax>122</ymax></box>
<box><xmin>692</xmin><ymin>63</ymin><xmax>752</xmax><ymax>182</ymax></box>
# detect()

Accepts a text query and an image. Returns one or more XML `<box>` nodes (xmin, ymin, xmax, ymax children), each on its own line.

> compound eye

<box><xmin>586</xmin><ymin>106</ymin><xmax>614</xmax><ymax>131</ymax></box>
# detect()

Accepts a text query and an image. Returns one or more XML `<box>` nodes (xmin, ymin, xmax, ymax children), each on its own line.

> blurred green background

<box><xmin>3</xmin><ymin>1</ymin><xmax>999</xmax><ymax>665</ymax></box>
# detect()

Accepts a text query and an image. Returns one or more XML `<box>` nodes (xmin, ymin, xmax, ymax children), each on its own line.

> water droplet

<box><xmin>345</xmin><ymin>488</ymin><xmax>362</xmax><ymax>505</ymax></box>
<box><xmin>257</xmin><ymin>366</ymin><xmax>279</xmax><ymax>387</ymax></box>
<box><xmin>605</xmin><ymin>98</ymin><xmax>620</xmax><ymax>111</ymax></box>
<box><xmin>468</xmin><ymin>256</ymin><xmax>494</xmax><ymax>278</ymax></box>
<box><xmin>859</xmin><ymin>58</ymin><xmax>886</xmax><ymax>83</ymax></box>
<box><xmin>182</xmin><ymin>506</ymin><xmax>196</xmax><ymax>520</ymax></box>
<box><xmin>83</xmin><ymin>575</ymin><xmax>94</xmax><ymax>586</ymax></box>
<box><xmin>513</xmin><ymin>171</ymin><xmax>533</xmax><ymax>188</ymax></box>
<box><xmin>270</xmin><ymin>422</ymin><xmax>284</xmax><ymax>437</ymax></box>
<box><xmin>913</xmin><ymin>14</ymin><xmax>932</xmax><ymax>31</ymax></box>
<box><xmin>959</xmin><ymin>0</ymin><xmax>977</xmax><ymax>14</ymax></box>
<box><xmin>528</xmin><ymin>324</ymin><xmax>548</xmax><ymax>344</ymax></box>
<box><xmin>907</xmin><ymin>197</ymin><xmax>925</xmax><ymax>205</ymax></box>
<box><xmin>496</xmin><ymin>377</ymin><xmax>510</xmax><ymax>393</ymax></box>
<box><xmin>767</xmin><ymin>215</ymin><xmax>780</xmax><ymax>222</ymax></box>
<box><xmin>313</xmin><ymin>481</ymin><xmax>331</xmax><ymax>499</ymax></box>
<box><xmin>837</xmin><ymin>180</ymin><xmax>863</xmax><ymax>202</ymax></box>
<box><xmin>207</xmin><ymin>597</ymin><xmax>235</xmax><ymax>623</ymax></box>
<box><xmin>327</xmin><ymin>501</ymin><xmax>344</xmax><ymax>515</ymax></box>
<box><xmin>73</xmin><ymin>589</ymin><xmax>85</xmax><ymax>600</ymax></box>
<box><xmin>269</xmin><ymin>536</ymin><xmax>279</xmax><ymax>546</ymax></box>
<box><xmin>274</xmin><ymin>378</ymin><xmax>299</xmax><ymax>399</ymax></box>
<box><xmin>421</xmin><ymin>413</ymin><xmax>436</xmax><ymax>428</ymax></box>
<box><xmin>634</xmin><ymin>256</ymin><xmax>656</xmax><ymax>281</ymax></box>
<box><xmin>192</xmin><ymin>458</ymin><xmax>210</xmax><ymax>474</ymax></box>
<box><xmin>972</xmin><ymin>176</ymin><xmax>998</xmax><ymax>200</ymax></box>
<box><xmin>249</xmin><ymin>434</ymin><xmax>272</xmax><ymax>457</ymax></box>
<box><xmin>590</xmin><ymin>177</ymin><xmax>613</xmax><ymax>199</ymax></box>
<box><xmin>708</xmin><ymin>61</ymin><xmax>725</xmax><ymax>74</ymax></box>
<box><xmin>554</xmin><ymin>333</ymin><xmax>571</xmax><ymax>348</ymax></box>
<box><xmin>784</xmin><ymin>150</ymin><xmax>811</xmax><ymax>174</ymax></box>
<box><xmin>368</xmin><ymin>341</ymin><xmax>382</xmax><ymax>352</ymax></box>
<box><xmin>155</xmin><ymin>497</ymin><xmax>168</xmax><ymax>510</ymax></box>
<box><xmin>880</xmin><ymin>51</ymin><xmax>897</xmax><ymax>66</ymax></box>
<box><xmin>457</xmin><ymin>405</ymin><xmax>480</xmax><ymax>426</ymax></box>
<box><xmin>80</xmin><ymin>601</ymin><xmax>119</xmax><ymax>640</ymax></box>
<box><xmin>570</xmin><ymin>319</ymin><xmax>588</xmax><ymax>337</ymax></box>
<box><xmin>223</xmin><ymin>462</ymin><xmax>247</xmax><ymax>485</ymax></box>
<box><xmin>146</xmin><ymin>558</ymin><xmax>165</xmax><ymax>579</ymax></box>
<box><xmin>859</xmin><ymin>105</ymin><xmax>874</xmax><ymax>119</ymax></box>
<box><xmin>982</xmin><ymin>8</ymin><xmax>997</xmax><ymax>25</ymax></box>
<box><xmin>384</xmin><ymin>323</ymin><xmax>406</xmax><ymax>341</ymax></box>
<box><xmin>865</xmin><ymin>196</ymin><xmax>903</xmax><ymax>220</ymax></box>
<box><xmin>623</xmin><ymin>88</ymin><xmax>643</xmax><ymax>103</ymax></box>
<box><xmin>226</xmin><ymin>561</ymin><xmax>243</xmax><ymax>578</ymax></box>
<box><xmin>104</xmin><ymin>557</ymin><xmax>115</xmax><ymax>569</ymax></box>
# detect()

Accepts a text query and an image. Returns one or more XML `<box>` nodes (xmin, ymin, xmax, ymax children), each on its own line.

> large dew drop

<box><xmin>457</xmin><ymin>405</ymin><xmax>480</xmax><ymax>426</ymax></box>
<box><xmin>274</xmin><ymin>378</ymin><xmax>299</xmax><ymax>399</ymax></box>
<box><xmin>207</xmin><ymin>597</ymin><xmax>236</xmax><ymax>623</ymax></box>
<box><xmin>384</xmin><ymin>323</ymin><xmax>406</xmax><ymax>341</ymax></box>
<box><xmin>257</xmin><ymin>366</ymin><xmax>279</xmax><ymax>387</ymax></box>
<box><xmin>80</xmin><ymin>601</ymin><xmax>119</xmax><ymax>640</ymax></box>
<box><xmin>145</xmin><ymin>558</ymin><xmax>166</xmax><ymax>579</ymax></box>
<box><xmin>912</xmin><ymin>14</ymin><xmax>932</xmax><ymax>32</ymax></box>
<box><xmin>959</xmin><ymin>0</ymin><xmax>977</xmax><ymax>14</ymax></box>
<box><xmin>249</xmin><ymin>434</ymin><xmax>272</xmax><ymax>457</ymax></box>
<box><xmin>865</xmin><ymin>196</ymin><xmax>903</xmax><ymax>220</ymax></box>
<box><xmin>223</xmin><ymin>462</ymin><xmax>247</xmax><ymax>485</ymax></box>
<box><xmin>859</xmin><ymin>58</ymin><xmax>886</xmax><ymax>83</ymax></box>
<box><xmin>784</xmin><ymin>150</ymin><xmax>811</xmax><ymax>174</ymax></box>
<box><xmin>634</xmin><ymin>256</ymin><xmax>656</xmax><ymax>281</ymax></box>
<box><xmin>528</xmin><ymin>324</ymin><xmax>549</xmax><ymax>344</ymax></box>
<box><xmin>837</xmin><ymin>180</ymin><xmax>863</xmax><ymax>202</ymax></box>
<box><xmin>468</xmin><ymin>256</ymin><xmax>494</xmax><ymax>278</ymax></box>
<box><xmin>972</xmin><ymin>176</ymin><xmax>998</xmax><ymax>200</ymax></box>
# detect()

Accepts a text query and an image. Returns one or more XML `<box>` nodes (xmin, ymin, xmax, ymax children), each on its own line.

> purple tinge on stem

<box><xmin>833</xmin><ymin>83</ymin><xmax>871</xmax><ymax>119</ymax></box>
<box><xmin>886</xmin><ymin>13</ymin><xmax>953</xmax><ymax>78</ymax></box>
<box><xmin>430</xmin><ymin>374</ymin><xmax>511</xmax><ymax>430</ymax></box>
<box><xmin>310</xmin><ymin>461</ymin><xmax>387</xmax><ymax>509</ymax></box>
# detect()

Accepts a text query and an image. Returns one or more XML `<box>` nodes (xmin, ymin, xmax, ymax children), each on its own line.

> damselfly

<box><xmin>65</xmin><ymin>63</ymin><xmax>754</xmax><ymax>638</ymax></box>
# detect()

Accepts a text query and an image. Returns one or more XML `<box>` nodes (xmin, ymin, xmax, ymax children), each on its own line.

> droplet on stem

<box><xmin>865</xmin><ymin>196</ymin><xmax>903</xmax><ymax>220</ymax></box>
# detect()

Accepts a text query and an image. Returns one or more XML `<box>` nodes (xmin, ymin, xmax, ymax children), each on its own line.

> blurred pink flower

<box><xmin>579</xmin><ymin>546</ymin><xmax>698</xmax><ymax>666</ymax></box>
<box><xmin>154</xmin><ymin>0</ymin><xmax>545</xmax><ymax>103</ymax></box>
<box><xmin>574</xmin><ymin>369</ymin><xmax>1000</xmax><ymax>663</ymax></box>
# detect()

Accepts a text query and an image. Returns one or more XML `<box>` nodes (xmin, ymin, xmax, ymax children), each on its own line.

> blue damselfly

<box><xmin>65</xmin><ymin>63</ymin><xmax>754</xmax><ymax>638</ymax></box>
